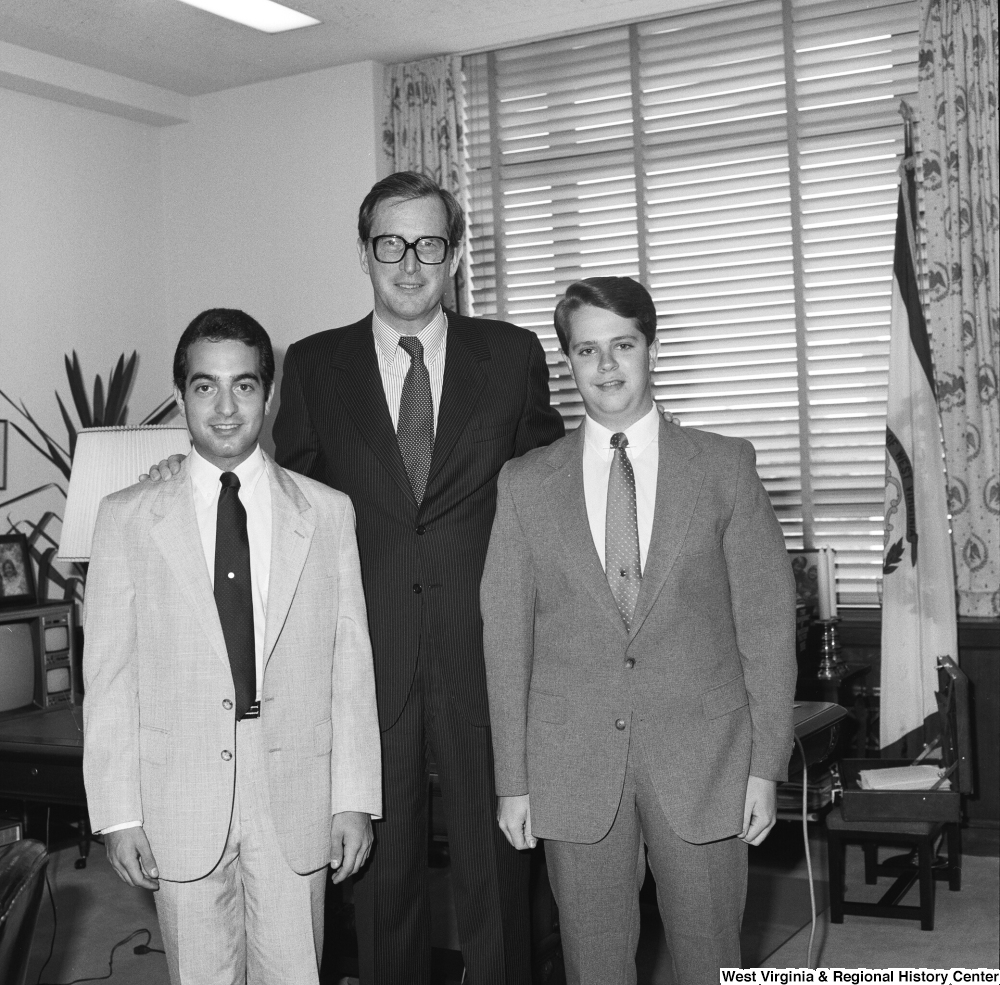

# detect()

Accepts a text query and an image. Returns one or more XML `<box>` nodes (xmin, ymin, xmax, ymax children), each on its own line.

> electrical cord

<box><xmin>37</xmin><ymin>927</ymin><xmax>163</xmax><ymax>984</ymax></box>
<box><xmin>34</xmin><ymin>842</ymin><xmax>164</xmax><ymax>985</ymax></box>
<box><xmin>793</xmin><ymin>732</ymin><xmax>818</xmax><ymax>969</ymax></box>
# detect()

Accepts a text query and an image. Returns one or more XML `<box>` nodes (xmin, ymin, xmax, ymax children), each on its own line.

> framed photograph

<box><xmin>0</xmin><ymin>533</ymin><xmax>36</xmax><ymax>607</ymax></box>
<box><xmin>788</xmin><ymin>548</ymin><xmax>820</xmax><ymax>611</ymax></box>
<box><xmin>0</xmin><ymin>419</ymin><xmax>7</xmax><ymax>490</ymax></box>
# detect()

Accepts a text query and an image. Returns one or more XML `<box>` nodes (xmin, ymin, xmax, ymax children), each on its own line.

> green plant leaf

<box><xmin>1</xmin><ymin>387</ymin><xmax>71</xmax><ymax>460</ymax></box>
<box><xmin>142</xmin><ymin>395</ymin><xmax>179</xmax><ymax>425</ymax></box>
<box><xmin>0</xmin><ymin>482</ymin><xmax>67</xmax><ymax>512</ymax></box>
<box><xmin>6</xmin><ymin>421</ymin><xmax>72</xmax><ymax>480</ymax></box>
<box><xmin>92</xmin><ymin>373</ymin><xmax>106</xmax><ymax>426</ymax></box>
<box><xmin>104</xmin><ymin>352</ymin><xmax>137</xmax><ymax>426</ymax></box>
<box><xmin>25</xmin><ymin>511</ymin><xmax>60</xmax><ymax>550</ymax></box>
<box><xmin>115</xmin><ymin>351</ymin><xmax>139</xmax><ymax>425</ymax></box>
<box><xmin>35</xmin><ymin>546</ymin><xmax>56</xmax><ymax>604</ymax></box>
<box><xmin>63</xmin><ymin>574</ymin><xmax>85</xmax><ymax>603</ymax></box>
<box><xmin>65</xmin><ymin>352</ymin><xmax>93</xmax><ymax>429</ymax></box>
<box><xmin>55</xmin><ymin>392</ymin><xmax>79</xmax><ymax>460</ymax></box>
<box><xmin>102</xmin><ymin>353</ymin><xmax>126</xmax><ymax>425</ymax></box>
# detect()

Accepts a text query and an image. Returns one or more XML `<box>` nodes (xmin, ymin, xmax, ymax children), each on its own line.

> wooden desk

<box><xmin>0</xmin><ymin>706</ymin><xmax>91</xmax><ymax>865</ymax></box>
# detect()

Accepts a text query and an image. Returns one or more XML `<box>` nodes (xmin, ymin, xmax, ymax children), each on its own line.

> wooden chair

<box><xmin>825</xmin><ymin>656</ymin><xmax>971</xmax><ymax>932</ymax></box>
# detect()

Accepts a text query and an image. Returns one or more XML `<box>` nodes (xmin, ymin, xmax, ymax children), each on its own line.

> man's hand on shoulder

<box><xmin>139</xmin><ymin>454</ymin><xmax>186</xmax><ymax>483</ymax></box>
<box><xmin>739</xmin><ymin>775</ymin><xmax>777</xmax><ymax>846</ymax></box>
<box><xmin>104</xmin><ymin>827</ymin><xmax>159</xmax><ymax>890</ymax></box>
<box><xmin>497</xmin><ymin>794</ymin><xmax>536</xmax><ymax>851</ymax></box>
<box><xmin>330</xmin><ymin>811</ymin><xmax>373</xmax><ymax>884</ymax></box>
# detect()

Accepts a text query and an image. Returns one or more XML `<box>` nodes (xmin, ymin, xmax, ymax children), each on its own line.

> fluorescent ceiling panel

<box><xmin>176</xmin><ymin>0</ymin><xmax>320</xmax><ymax>33</ymax></box>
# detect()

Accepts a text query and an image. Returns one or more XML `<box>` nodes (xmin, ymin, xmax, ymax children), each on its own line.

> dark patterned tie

<box><xmin>397</xmin><ymin>336</ymin><xmax>435</xmax><ymax>504</ymax></box>
<box><xmin>606</xmin><ymin>433</ymin><xmax>642</xmax><ymax>631</ymax></box>
<box><xmin>215</xmin><ymin>472</ymin><xmax>255</xmax><ymax>719</ymax></box>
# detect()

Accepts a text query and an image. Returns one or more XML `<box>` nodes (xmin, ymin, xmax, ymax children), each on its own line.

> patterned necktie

<box><xmin>606</xmin><ymin>433</ymin><xmax>642</xmax><ymax>631</ymax></box>
<box><xmin>397</xmin><ymin>335</ymin><xmax>435</xmax><ymax>504</ymax></box>
<box><xmin>215</xmin><ymin>472</ymin><xmax>255</xmax><ymax>719</ymax></box>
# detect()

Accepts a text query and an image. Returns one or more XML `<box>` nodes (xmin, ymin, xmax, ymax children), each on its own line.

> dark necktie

<box><xmin>606</xmin><ymin>433</ymin><xmax>642</xmax><ymax>631</ymax></box>
<box><xmin>397</xmin><ymin>336</ymin><xmax>434</xmax><ymax>504</ymax></box>
<box><xmin>215</xmin><ymin>472</ymin><xmax>255</xmax><ymax>719</ymax></box>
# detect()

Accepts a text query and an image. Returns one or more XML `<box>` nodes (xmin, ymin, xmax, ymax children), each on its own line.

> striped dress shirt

<box><xmin>371</xmin><ymin>307</ymin><xmax>448</xmax><ymax>431</ymax></box>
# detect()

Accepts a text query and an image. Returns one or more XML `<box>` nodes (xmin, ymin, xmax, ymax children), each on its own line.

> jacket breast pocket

<box><xmin>701</xmin><ymin>677</ymin><xmax>748</xmax><ymax>720</ymax></box>
<box><xmin>528</xmin><ymin>689</ymin><xmax>567</xmax><ymax>725</ymax></box>
<box><xmin>313</xmin><ymin>719</ymin><xmax>333</xmax><ymax>756</ymax></box>
<box><xmin>139</xmin><ymin>725</ymin><xmax>168</xmax><ymax>766</ymax></box>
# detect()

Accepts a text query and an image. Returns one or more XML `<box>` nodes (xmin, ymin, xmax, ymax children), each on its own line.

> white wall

<box><xmin>0</xmin><ymin>87</ymin><xmax>169</xmax><ymax>537</ymax></box>
<box><xmin>161</xmin><ymin>60</ymin><xmax>383</xmax><ymax>450</ymax></box>
<box><xmin>1</xmin><ymin>58</ymin><xmax>382</xmax><ymax>546</ymax></box>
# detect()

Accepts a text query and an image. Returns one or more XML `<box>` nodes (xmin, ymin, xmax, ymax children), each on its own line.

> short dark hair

<box><xmin>357</xmin><ymin>171</ymin><xmax>465</xmax><ymax>246</ymax></box>
<box><xmin>173</xmin><ymin>308</ymin><xmax>275</xmax><ymax>398</ymax></box>
<box><xmin>553</xmin><ymin>277</ymin><xmax>658</xmax><ymax>354</ymax></box>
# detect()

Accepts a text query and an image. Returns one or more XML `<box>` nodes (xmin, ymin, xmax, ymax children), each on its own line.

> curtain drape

<box><xmin>918</xmin><ymin>0</ymin><xmax>999</xmax><ymax>616</ymax></box>
<box><xmin>382</xmin><ymin>56</ymin><xmax>469</xmax><ymax>315</ymax></box>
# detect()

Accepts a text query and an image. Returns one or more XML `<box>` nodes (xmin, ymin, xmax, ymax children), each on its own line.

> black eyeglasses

<box><xmin>370</xmin><ymin>235</ymin><xmax>450</xmax><ymax>265</ymax></box>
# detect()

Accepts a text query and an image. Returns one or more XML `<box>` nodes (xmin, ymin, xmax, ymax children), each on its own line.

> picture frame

<box><xmin>0</xmin><ymin>533</ymin><xmax>36</xmax><ymax>607</ymax></box>
<box><xmin>788</xmin><ymin>548</ymin><xmax>820</xmax><ymax>611</ymax></box>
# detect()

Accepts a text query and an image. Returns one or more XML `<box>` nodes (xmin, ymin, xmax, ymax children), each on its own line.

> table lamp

<box><xmin>58</xmin><ymin>426</ymin><xmax>191</xmax><ymax>562</ymax></box>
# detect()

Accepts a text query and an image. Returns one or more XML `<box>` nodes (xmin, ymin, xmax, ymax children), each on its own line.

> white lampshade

<box><xmin>58</xmin><ymin>426</ymin><xmax>191</xmax><ymax>561</ymax></box>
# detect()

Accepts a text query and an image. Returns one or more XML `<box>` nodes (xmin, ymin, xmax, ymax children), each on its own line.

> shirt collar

<box><xmin>584</xmin><ymin>404</ymin><xmax>660</xmax><ymax>456</ymax></box>
<box><xmin>372</xmin><ymin>306</ymin><xmax>448</xmax><ymax>365</ymax></box>
<box><xmin>190</xmin><ymin>445</ymin><xmax>267</xmax><ymax>499</ymax></box>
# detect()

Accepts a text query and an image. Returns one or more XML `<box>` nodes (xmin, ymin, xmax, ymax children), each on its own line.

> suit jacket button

<box><xmin>221</xmin><ymin>750</ymin><xmax>233</xmax><ymax>761</ymax></box>
<box><xmin>415</xmin><ymin>525</ymin><xmax>426</xmax><ymax>535</ymax></box>
<box><xmin>624</xmin><ymin>658</ymin><xmax>635</xmax><ymax>669</ymax></box>
<box><xmin>222</xmin><ymin>699</ymin><xmax>233</xmax><ymax>710</ymax></box>
<box><xmin>413</xmin><ymin>583</ymin><xmax>422</xmax><ymax>594</ymax></box>
<box><xmin>615</xmin><ymin>718</ymin><xmax>626</xmax><ymax>731</ymax></box>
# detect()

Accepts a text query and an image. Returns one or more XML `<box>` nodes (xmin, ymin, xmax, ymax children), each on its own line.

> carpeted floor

<box><xmin>23</xmin><ymin>825</ymin><xmax>999</xmax><ymax>984</ymax></box>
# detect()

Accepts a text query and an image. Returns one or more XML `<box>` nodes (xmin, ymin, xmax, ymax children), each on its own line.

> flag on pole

<box><xmin>880</xmin><ymin>116</ymin><xmax>957</xmax><ymax>756</ymax></box>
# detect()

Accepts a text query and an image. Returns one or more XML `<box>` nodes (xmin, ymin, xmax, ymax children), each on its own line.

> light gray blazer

<box><xmin>481</xmin><ymin>418</ymin><xmax>797</xmax><ymax>845</ymax></box>
<box><xmin>83</xmin><ymin>452</ymin><xmax>381</xmax><ymax>881</ymax></box>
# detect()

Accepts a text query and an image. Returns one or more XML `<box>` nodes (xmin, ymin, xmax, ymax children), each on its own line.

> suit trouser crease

<box><xmin>543</xmin><ymin>728</ymin><xmax>746</xmax><ymax>985</ymax></box>
<box><xmin>154</xmin><ymin>718</ymin><xmax>327</xmax><ymax>985</ymax></box>
<box><xmin>353</xmin><ymin>641</ymin><xmax>531</xmax><ymax>985</ymax></box>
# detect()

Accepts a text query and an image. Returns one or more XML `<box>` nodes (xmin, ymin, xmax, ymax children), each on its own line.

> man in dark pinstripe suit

<box><xmin>272</xmin><ymin>172</ymin><xmax>564</xmax><ymax>985</ymax></box>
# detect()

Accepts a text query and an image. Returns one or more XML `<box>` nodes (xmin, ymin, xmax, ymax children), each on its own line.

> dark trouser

<box><xmin>353</xmin><ymin>651</ymin><xmax>531</xmax><ymax>985</ymax></box>
<box><xmin>544</xmin><ymin>736</ymin><xmax>747</xmax><ymax>985</ymax></box>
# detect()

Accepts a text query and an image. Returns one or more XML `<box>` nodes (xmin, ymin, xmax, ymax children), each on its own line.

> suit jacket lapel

<box><xmin>629</xmin><ymin>418</ymin><xmax>704</xmax><ymax>636</ymax></box>
<box><xmin>262</xmin><ymin>456</ymin><xmax>315</xmax><ymax>670</ymax></box>
<box><xmin>547</xmin><ymin>427</ymin><xmax>630</xmax><ymax>636</ymax></box>
<box><xmin>426</xmin><ymin>312</ymin><xmax>487</xmax><ymax>493</ymax></box>
<box><xmin>148</xmin><ymin>462</ymin><xmax>230</xmax><ymax>673</ymax></box>
<box><xmin>331</xmin><ymin>317</ymin><xmax>414</xmax><ymax>503</ymax></box>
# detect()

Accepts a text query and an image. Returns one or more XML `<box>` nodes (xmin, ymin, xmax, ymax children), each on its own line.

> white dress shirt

<box><xmin>372</xmin><ymin>306</ymin><xmax>448</xmax><ymax>431</ymax></box>
<box><xmin>102</xmin><ymin>445</ymin><xmax>272</xmax><ymax>835</ymax></box>
<box><xmin>582</xmin><ymin>405</ymin><xmax>660</xmax><ymax>571</ymax></box>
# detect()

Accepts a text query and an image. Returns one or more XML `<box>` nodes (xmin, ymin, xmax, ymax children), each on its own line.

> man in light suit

<box><xmin>83</xmin><ymin>308</ymin><xmax>381</xmax><ymax>985</ymax></box>
<box><xmin>482</xmin><ymin>278</ymin><xmax>797</xmax><ymax>985</ymax></box>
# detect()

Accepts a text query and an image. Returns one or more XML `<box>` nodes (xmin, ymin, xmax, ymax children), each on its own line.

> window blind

<box><xmin>463</xmin><ymin>0</ymin><xmax>918</xmax><ymax>605</ymax></box>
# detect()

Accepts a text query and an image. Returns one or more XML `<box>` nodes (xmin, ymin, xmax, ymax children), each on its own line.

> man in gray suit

<box><xmin>481</xmin><ymin>278</ymin><xmax>797</xmax><ymax>985</ymax></box>
<box><xmin>83</xmin><ymin>309</ymin><xmax>381</xmax><ymax>985</ymax></box>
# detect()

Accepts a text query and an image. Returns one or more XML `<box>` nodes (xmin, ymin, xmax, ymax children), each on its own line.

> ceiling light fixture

<box><xmin>176</xmin><ymin>0</ymin><xmax>320</xmax><ymax>33</ymax></box>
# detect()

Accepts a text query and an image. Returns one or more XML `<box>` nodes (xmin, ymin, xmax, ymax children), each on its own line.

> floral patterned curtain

<box><xmin>383</xmin><ymin>56</ymin><xmax>469</xmax><ymax>315</ymax></box>
<box><xmin>918</xmin><ymin>0</ymin><xmax>999</xmax><ymax>616</ymax></box>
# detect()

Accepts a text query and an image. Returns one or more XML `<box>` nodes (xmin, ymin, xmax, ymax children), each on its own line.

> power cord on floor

<box><xmin>37</xmin><ymin>926</ymin><xmax>164</xmax><ymax>985</ymax></box>
<box><xmin>793</xmin><ymin>732</ymin><xmax>818</xmax><ymax>969</ymax></box>
<box><xmin>34</xmin><ymin>852</ymin><xmax>164</xmax><ymax>985</ymax></box>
